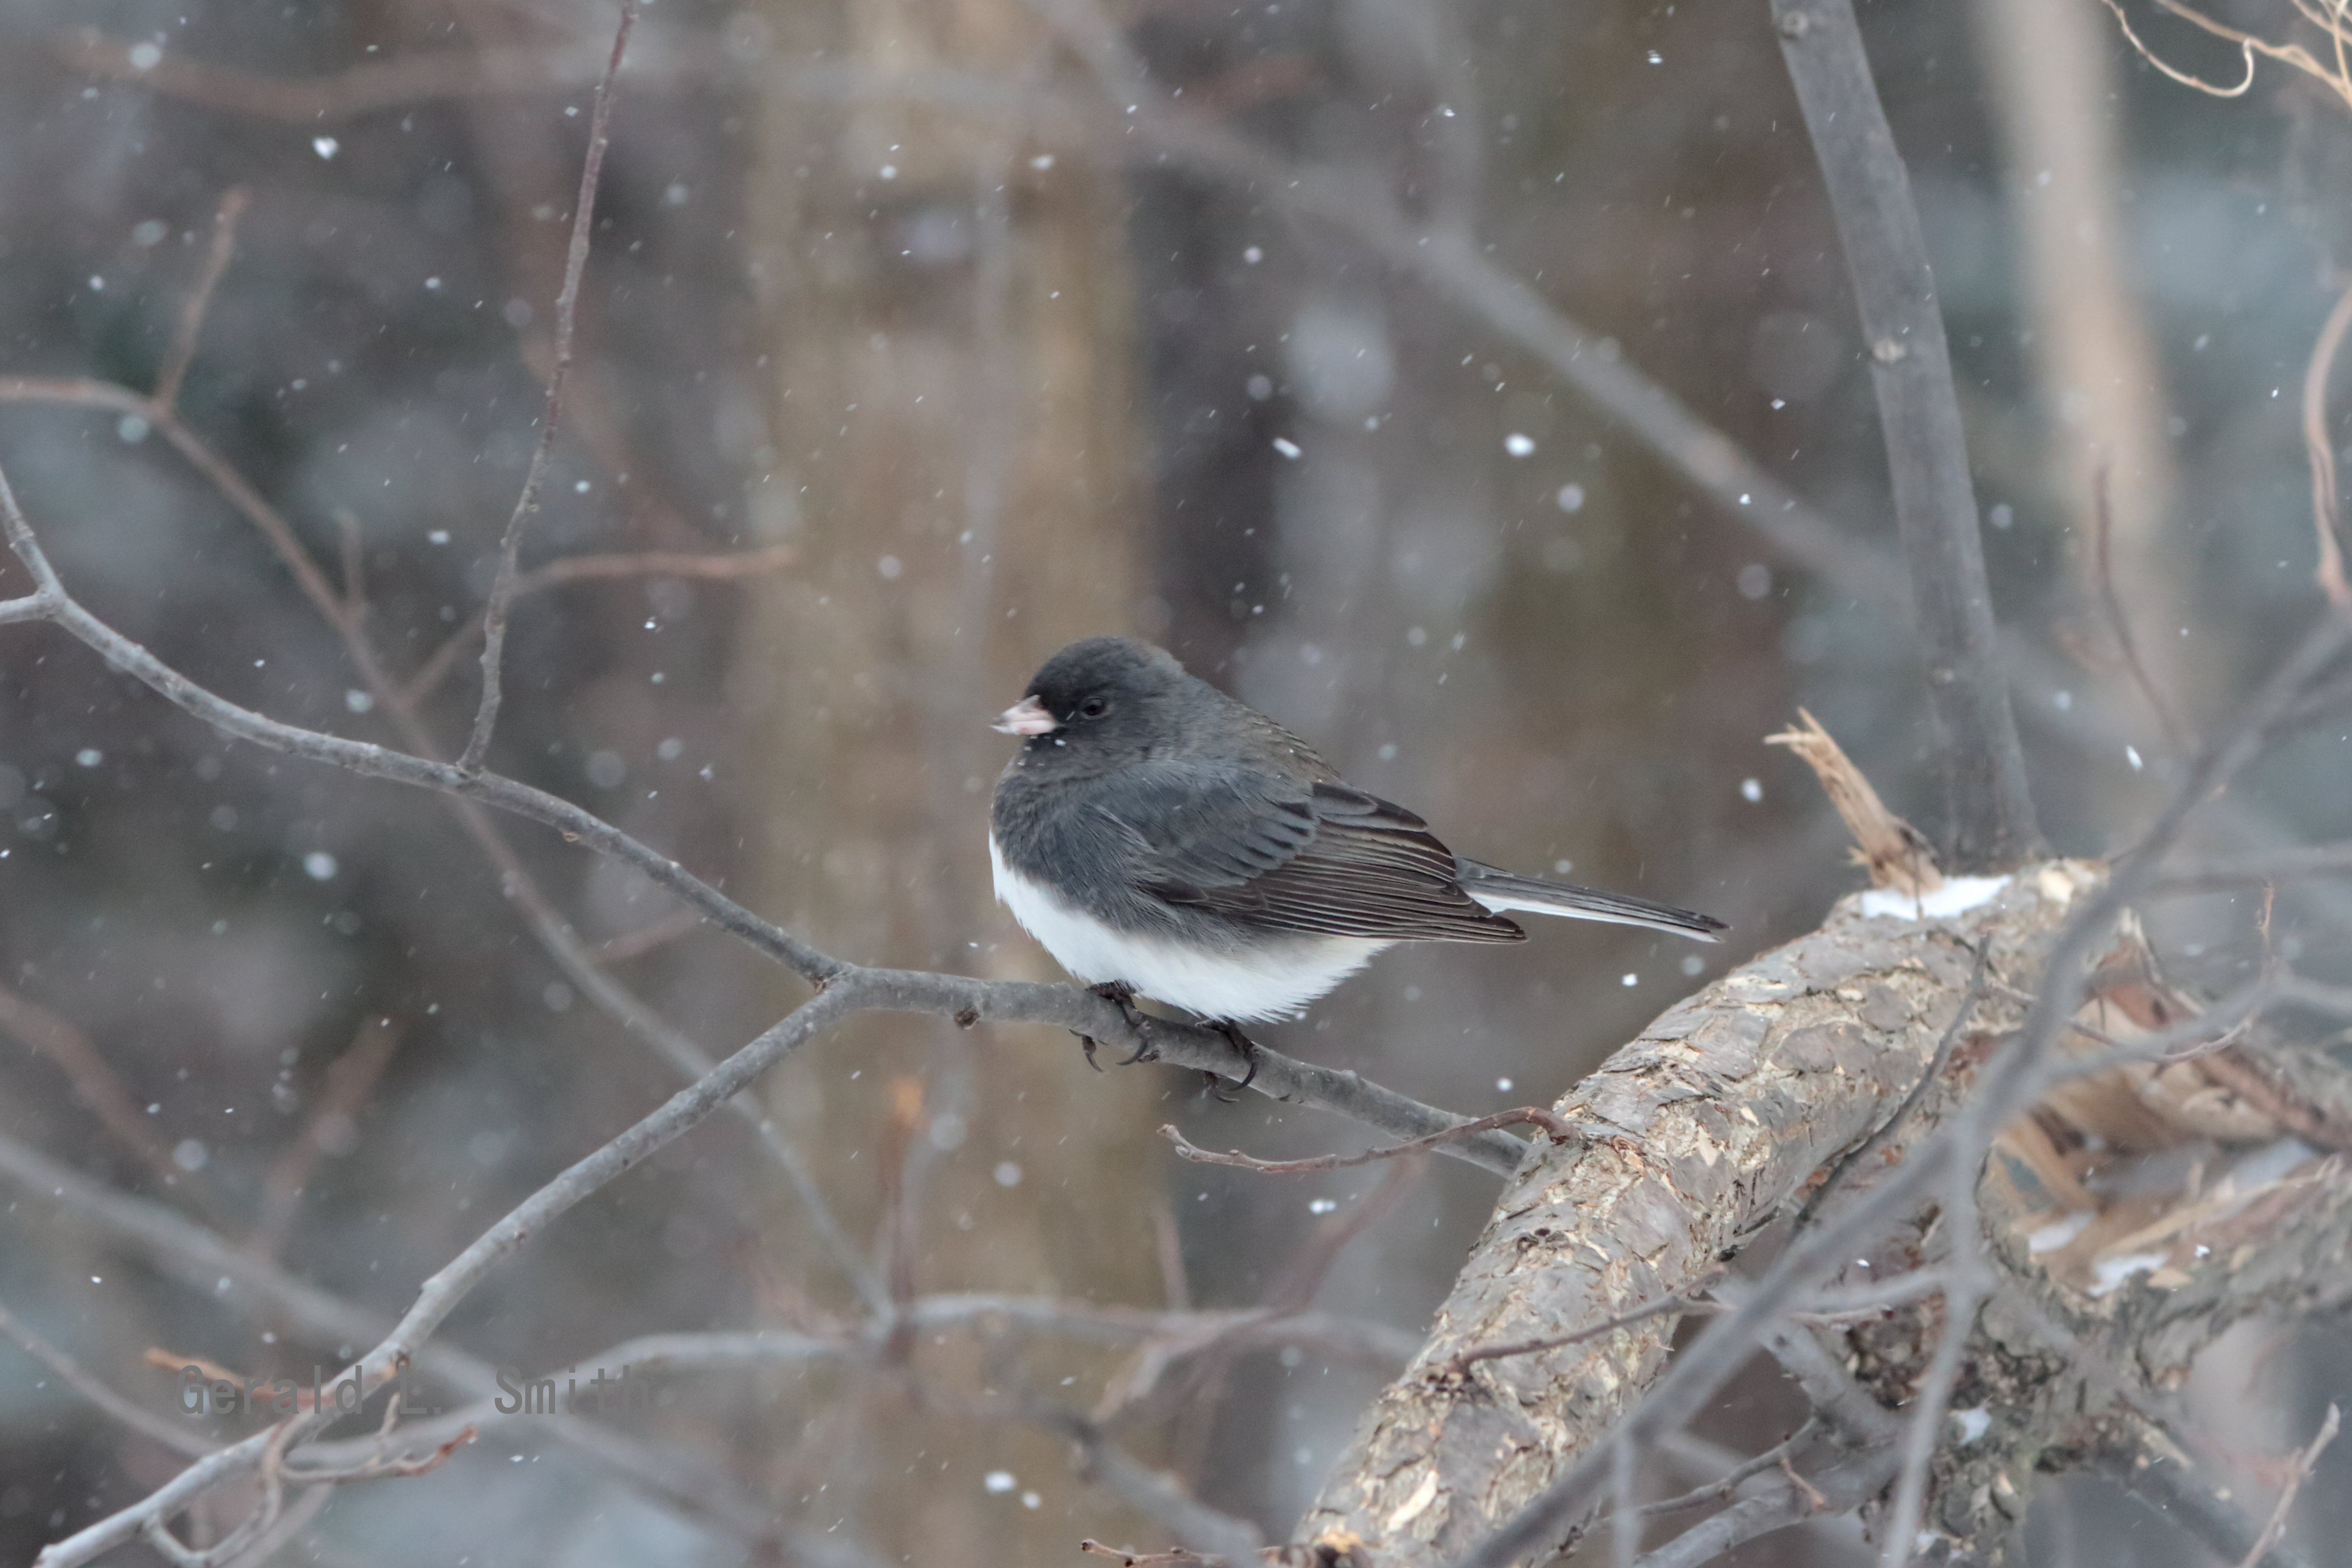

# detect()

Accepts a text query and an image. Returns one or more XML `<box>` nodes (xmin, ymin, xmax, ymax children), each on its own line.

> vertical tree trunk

<box><xmin>738</xmin><ymin>6</ymin><xmax>1166</xmax><ymax>1561</ymax></box>
<box><xmin>1971</xmin><ymin>0</ymin><xmax>2195</xmax><ymax>716</ymax></box>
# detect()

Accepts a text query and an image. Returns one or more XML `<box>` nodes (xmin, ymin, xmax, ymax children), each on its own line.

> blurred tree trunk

<box><xmin>1971</xmin><ymin>0</ymin><xmax>2197</xmax><ymax>720</ymax></box>
<box><xmin>737</xmin><ymin>5</ymin><xmax>1165</xmax><ymax>1562</ymax></box>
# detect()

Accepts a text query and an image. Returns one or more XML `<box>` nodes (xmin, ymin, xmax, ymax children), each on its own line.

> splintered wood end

<box><xmin>1765</xmin><ymin>708</ymin><xmax>1944</xmax><ymax>896</ymax></box>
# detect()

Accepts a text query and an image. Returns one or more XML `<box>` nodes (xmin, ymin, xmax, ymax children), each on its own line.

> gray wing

<box><xmin>1101</xmin><ymin>763</ymin><xmax>1525</xmax><ymax>944</ymax></box>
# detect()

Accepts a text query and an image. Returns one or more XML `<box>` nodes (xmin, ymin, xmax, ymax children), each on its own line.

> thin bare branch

<box><xmin>0</xmin><ymin>371</ymin><xmax>887</xmax><ymax>1306</ymax></box>
<box><xmin>2092</xmin><ymin>466</ymin><xmax>2190</xmax><ymax>750</ymax></box>
<box><xmin>1795</xmin><ymin>938</ymin><xmax>1992</xmax><ymax>1231</ymax></box>
<box><xmin>1161</xmin><ymin>1106</ymin><xmax>1567</xmax><ymax>1175</ymax></box>
<box><xmin>2151</xmin><ymin>840</ymin><xmax>2352</xmax><ymax>893</ymax></box>
<box><xmin>2090</xmin><ymin>1412</ymin><xmax>2320</xmax><ymax>1568</ymax></box>
<box><xmin>589</xmin><ymin>906</ymin><xmax>706</xmax><ymax>962</ymax></box>
<box><xmin>1443</xmin><ymin>1271</ymin><xmax>1729</xmax><ymax>1378</ymax></box>
<box><xmin>334</xmin><ymin>508</ymin><xmax>366</xmax><ymax>611</ymax></box>
<box><xmin>1877</xmin><ymin>1172</ymin><xmax>1989</xmax><ymax>1565</ymax></box>
<box><xmin>459</xmin><ymin>0</ymin><xmax>636</xmax><ymax>773</ymax></box>
<box><xmin>152</xmin><ymin>187</ymin><xmax>249</xmax><ymax>413</ymax></box>
<box><xmin>1080</xmin><ymin>1543</ymin><xmax>1230</xmax><ymax>1567</ymax></box>
<box><xmin>399</xmin><ymin>541</ymin><xmax>796</xmax><ymax>707</ymax></box>
<box><xmin>2097</xmin><ymin>0</ymin><xmax>2259</xmax><ymax>96</ymax></box>
<box><xmin>1627</xmin><ymin>1441</ymin><xmax>1895</xmax><ymax>1568</ymax></box>
<box><xmin>0</xmin><ymin>982</ymin><xmax>240</xmax><ymax>1231</ymax></box>
<box><xmin>2237</xmin><ymin>1404</ymin><xmax>2340</xmax><ymax>1568</ymax></box>
<box><xmin>246</xmin><ymin>1018</ymin><xmax>402</xmax><ymax>1262</ymax></box>
<box><xmin>0</xmin><ymin>1299</ymin><xmax>217</xmax><ymax>1459</ymax></box>
<box><xmin>2302</xmin><ymin>280</ymin><xmax>2352</xmax><ymax>610</ymax></box>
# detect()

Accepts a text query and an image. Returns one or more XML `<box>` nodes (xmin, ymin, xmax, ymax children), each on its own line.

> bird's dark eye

<box><xmin>1076</xmin><ymin>695</ymin><xmax>1110</xmax><ymax>720</ymax></box>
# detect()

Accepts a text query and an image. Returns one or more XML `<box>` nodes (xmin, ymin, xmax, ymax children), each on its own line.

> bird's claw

<box><xmin>1084</xmin><ymin>981</ymin><xmax>1155</xmax><ymax>1064</ymax></box>
<box><xmin>1204</xmin><ymin>1020</ymin><xmax>1259</xmax><ymax>1101</ymax></box>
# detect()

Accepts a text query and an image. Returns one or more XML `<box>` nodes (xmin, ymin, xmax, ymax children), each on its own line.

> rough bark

<box><xmin>1296</xmin><ymin>863</ymin><xmax>2106</xmax><ymax>1562</ymax></box>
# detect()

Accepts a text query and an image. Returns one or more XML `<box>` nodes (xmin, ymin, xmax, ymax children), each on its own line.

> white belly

<box><xmin>989</xmin><ymin>835</ymin><xmax>1389</xmax><ymax>1021</ymax></box>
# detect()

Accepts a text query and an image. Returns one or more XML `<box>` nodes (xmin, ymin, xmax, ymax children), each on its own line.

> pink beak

<box><xmin>992</xmin><ymin>695</ymin><xmax>1061</xmax><ymax>736</ymax></box>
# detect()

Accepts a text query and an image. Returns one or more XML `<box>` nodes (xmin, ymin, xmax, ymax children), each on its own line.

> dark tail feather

<box><xmin>1454</xmin><ymin>861</ymin><xmax>1728</xmax><ymax>942</ymax></box>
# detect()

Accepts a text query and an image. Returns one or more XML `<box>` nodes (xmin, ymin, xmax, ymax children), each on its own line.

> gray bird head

<box><xmin>992</xmin><ymin>637</ymin><xmax>1196</xmax><ymax>767</ymax></box>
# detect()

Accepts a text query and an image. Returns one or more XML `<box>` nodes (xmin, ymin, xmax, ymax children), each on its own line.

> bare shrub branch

<box><xmin>460</xmin><ymin>0</ymin><xmax>637</xmax><ymax>773</ymax></box>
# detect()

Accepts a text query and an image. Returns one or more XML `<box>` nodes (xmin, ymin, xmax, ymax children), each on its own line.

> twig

<box><xmin>1634</xmin><ymin>1425</ymin><xmax>1815</xmax><ymax>1518</ymax></box>
<box><xmin>1626</xmin><ymin>1442</ymin><xmax>1897</xmax><ymax>1568</ymax></box>
<box><xmin>1079</xmin><ymin>1543</ymin><xmax>1227</xmax><ymax>1566</ymax></box>
<box><xmin>458</xmin><ymin>0</ymin><xmax>635</xmax><ymax>773</ymax></box>
<box><xmin>0</xmin><ymin>981</ymin><xmax>241</xmax><ymax>1231</ymax></box>
<box><xmin>2090</xmin><ymin>1412</ymin><xmax>2319</xmax><ymax>1568</ymax></box>
<box><xmin>1794</xmin><ymin>938</ymin><xmax>1991</xmax><ymax>1230</ymax></box>
<box><xmin>0</xmin><ymin>373</ymin><xmax>887</xmax><ymax>1306</ymax></box>
<box><xmin>0</xmin><ymin>1129</ymin><xmax>794</xmax><ymax>1548</ymax></box>
<box><xmin>0</xmin><ymin>1300</ymin><xmax>217</xmax><ymax>1459</ymax></box>
<box><xmin>334</xmin><ymin>509</ymin><xmax>366</xmax><ymax>612</ymax></box>
<box><xmin>1020</xmin><ymin>1400</ymin><xmax>1266</xmax><ymax>1564</ymax></box>
<box><xmin>1159</xmin><ymin>1106</ymin><xmax>1566</xmax><ymax>1175</ymax></box>
<box><xmin>246</xmin><ymin>1017</ymin><xmax>402</xmax><ymax>1262</ymax></box>
<box><xmin>152</xmin><ymin>188</ymin><xmax>250</xmax><ymax>414</ymax></box>
<box><xmin>2096</xmin><ymin>0</ymin><xmax>2257</xmax><ymax>97</ymax></box>
<box><xmin>278</xmin><ymin>1423</ymin><xmax>478</xmax><ymax>1484</ymax></box>
<box><xmin>1876</xmin><ymin>1158</ymin><xmax>1990</xmax><ymax>1565</ymax></box>
<box><xmin>400</xmin><ymin>541</ymin><xmax>796</xmax><ymax>706</ymax></box>
<box><xmin>28</xmin><ymin>980</ymin><xmax>857</xmax><ymax>1568</ymax></box>
<box><xmin>1770</xmin><ymin>0</ymin><xmax>2043</xmax><ymax>872</ymax></box>
<box><xmin>1151</xmin><ymin>1192</ymin><xmax>1190</xmax><ymax>1313</ymax></box>
<box><xmin>2235</xmin><ymin>1403</ymin><xmax>2340</xmax><ymax>1568</ymax></box>
<box><xmin>591</xmin><ymin>906</ymin><xmax>707</xmax><ymax>962</ymax></box>
<box><xmin>2092</xmin><ymin>466</ymin><xmax>2189</xmax><ymax>750</ymax></box>
<box><xmin>2302</xmin><ymin>280</ymin><xmax>2352</xmax><ymax>611</ymax></box>
<box><xmin>1443</xmin><ymin>1270</ymin><xmax>1729</xmax><ymax>1377</ymax></box>
<box><xmin>141</xmin><ymin>1418</ymin><xmax>295</xmax><ymax>1567</ymax></box>
<box><xmin>1271</xmin><ymin>1158</ymin><xmax>1422</xmax><ymax>1312</ymax></box>
<box><xmin>2151</xmin><ymin>840</ymin><xmax>2352</xmax><ymax>892</ymax></box>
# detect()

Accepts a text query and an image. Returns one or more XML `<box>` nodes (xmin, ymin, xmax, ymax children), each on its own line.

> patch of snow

<box><xmin>2088</xmin><ymin>1251</ymin><xmax>2170</xmax><ymax>1297</ymax></box>
<box><xmin>2027</xmin><ymin>1211</ymin><xmax>2093</xmax><ymax>1255</ymax></box>
<box><xmin>1858</xmin><ymin>874</ymin><xmax>2009</xmax><ymax>921</ymax></box>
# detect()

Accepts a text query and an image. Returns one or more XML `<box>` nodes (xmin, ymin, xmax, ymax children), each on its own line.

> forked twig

<box><xmin>459</xmin><ymin>0</ymin><xmax>636</xmax><ymax>772</ymax></box>
<box><xmin>2098</xmin><ymin>0</ymin><xmax>2258</xmax><ymax>96</ymax></box>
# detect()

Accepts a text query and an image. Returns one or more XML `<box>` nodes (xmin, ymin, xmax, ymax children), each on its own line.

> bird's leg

<box><xmin>1200</xmin><ymin>1019</ymin><xmax>1259</xmax><ymax>1101</ymax></box>
<box><xmin>1079</xmin><ymin>981</ymin><xmax>1154</xmax><ymax>1069</ymax></box>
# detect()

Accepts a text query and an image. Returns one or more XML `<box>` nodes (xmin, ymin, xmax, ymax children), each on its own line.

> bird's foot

<box><xmin>1086</xmin><ymin>981</ymin><xmax>1157</xmax><ymax>1065</ymax></box>
<box><xmin>1201</xmin><ymin>1019</ymin><xmax>1259</xmax><ymax>1101</ymax></box>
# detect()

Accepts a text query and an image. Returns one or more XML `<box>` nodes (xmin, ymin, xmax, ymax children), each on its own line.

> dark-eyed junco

<box><xmin>988</xmin><ymin>638</ymin><xmax>1725</xmax><ymax>1038</ymax></box>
